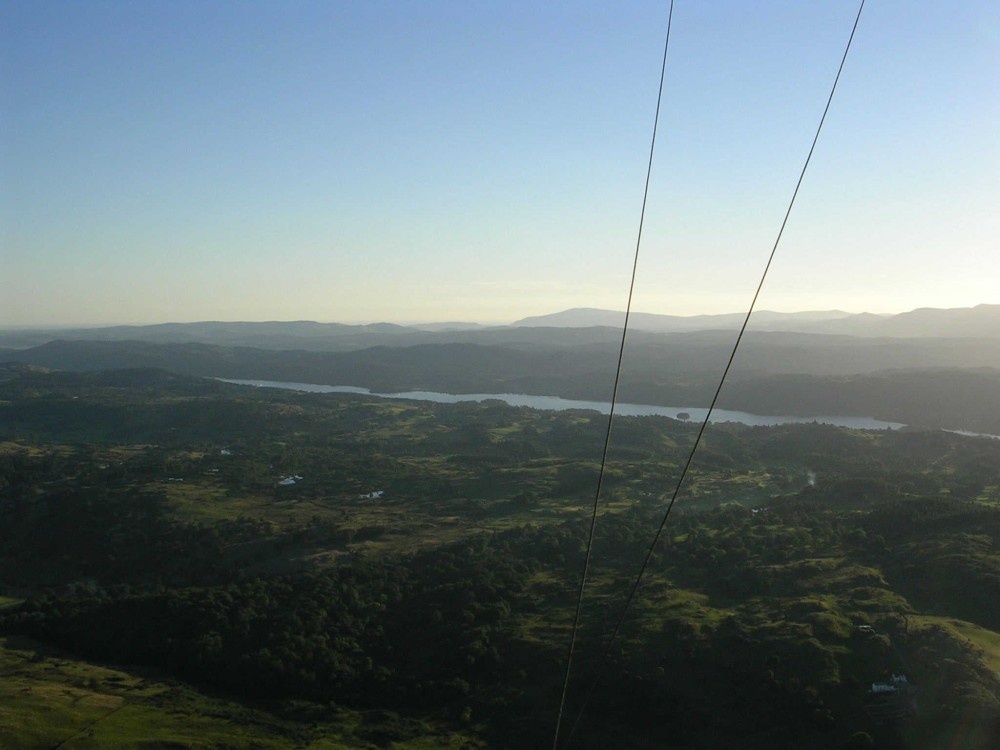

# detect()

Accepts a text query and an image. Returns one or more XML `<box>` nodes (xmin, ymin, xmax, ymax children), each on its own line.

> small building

<box><xmin>865</xmin><ymin>675</ymin><xmax>917</xmax><ymax>721</ymax></box>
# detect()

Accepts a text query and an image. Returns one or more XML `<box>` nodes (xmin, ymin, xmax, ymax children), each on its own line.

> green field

<box><xmin>0</xmin><ymin>637</ymin><xmax>482</xmax><ymax>750</ymax></box>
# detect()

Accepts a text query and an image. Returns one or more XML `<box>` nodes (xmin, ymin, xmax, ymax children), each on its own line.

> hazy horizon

<box><xmin>4</xmin><ymin>2</ymin><xmax>997</xmax><ymax>326</ymax></box>
<box><xmin>4</xmin><ymin>302</ymin><xmax>998</xmax><ymax>333</ymax></box>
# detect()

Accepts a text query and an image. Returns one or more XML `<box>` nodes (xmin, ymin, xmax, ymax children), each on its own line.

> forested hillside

<box><xmin>6</xmin><ymin>337</ymin><xmax>1000</xmax><ymax>433</ymax></box>
<box><xmin>1</xmin><ymin>368</ymin><xmax>997</xmax><ymax>748</ymax></box>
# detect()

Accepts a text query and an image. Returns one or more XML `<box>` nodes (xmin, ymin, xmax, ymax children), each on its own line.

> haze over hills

<box><xmin>1</xmin><ymin>304</ymin><xmax>997</xmax><ymax>352</ymax></box>
<box><xmin>512</xmin><ymin>308</ymin><xmax>857</xmax><ymax>331</ymax></box>
<box><xmin>8</xmin><ymin>331</ymin><xmax>1000</xmax><ymax>379</ymax></box>
<box><xmin>513</xmin><ymin>304</ymin><xmax>1000</xmax><ymax>337</ymax></box>
<box><xmin>5</xmin><ymin>337</ymin><xmax>1000</xmax><ymax>434</ymax></box>
<box><xmin>809</xmin><ymin>304</ymin><xmax>1000</xmax><ymax>338</ymax></box>
<box><xmin>0</xmin><ymin>320</ymin><xmax>420</xmax><ymax>352</ymax></box>
<box><xmin>0</xmin><ymin>321</ymin><xmax>665</xmax><ymax>353</ymax></box>
<box><xmin>3</xmin><ymin>304</ymin><xmax>999</xmax><ymax>433</ymax></box>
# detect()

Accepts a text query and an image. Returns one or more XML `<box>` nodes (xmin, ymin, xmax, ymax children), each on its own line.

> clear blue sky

<box><xmin>2</xmin><ymin>1</ymin><xmax>997</xmax><ymax>326</ymax></box>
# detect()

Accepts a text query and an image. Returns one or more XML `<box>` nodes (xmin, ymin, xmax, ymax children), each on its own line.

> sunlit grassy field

<box><xmin>0</xmin><ymin>637</ymin><xmax>483</xmax><ymax>750</ymax></box>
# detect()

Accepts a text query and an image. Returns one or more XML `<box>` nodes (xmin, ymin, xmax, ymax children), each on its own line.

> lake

<box><xmin>217</xmin><ymin>379</ymin><xmax>909</xmax><ymax>431</ymax></box>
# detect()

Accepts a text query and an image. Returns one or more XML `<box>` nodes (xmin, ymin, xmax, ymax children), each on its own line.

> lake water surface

<box><xmin>218</xmin><ymin>379</ymin><xmax>908</xmax><ymax>431</ymax></box>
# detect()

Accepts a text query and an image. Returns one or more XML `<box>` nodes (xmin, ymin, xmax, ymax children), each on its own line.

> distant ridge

<box><xmin>0</xmin><ymin>320</ymin><xmax>425</xmax><ymax>351</ymax></box>
<box><xmin>1</xmin><ymin>305</ymin><xmax>996</xmax><ymax>352</ymax></box>
<box><xmin>807</xmin><ymin>304</ymin><xmax>1000</xmax><ymax>338</ymax></box>
<box><xmin>512</xmin><ymin>305</ymin><xmax>1000</xmax><ymax>338</ymax></box>
<box><xmin>511</xmin><ymin>308</ymin><xmax>855</xmax><ymax>332</ymax></box>
<box><xmin>409</xmin><ymin>322</ymin><xmax>486</xmax><ymax>332</ymax></box>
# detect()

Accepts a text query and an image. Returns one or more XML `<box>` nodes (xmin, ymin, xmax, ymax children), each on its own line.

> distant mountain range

<box><xmin>4</xmin><ymin>301</ymin><xmax>1000</xmax><ymax>433</ymax></box>
<box><xmin>3</xmin><ymin>302</ymin><xmax>999</xmax><ymax>433</ymax></box>
<box><xmin>2</xmin><ymin>304</ymin><xmax>995</xmax><ymax>353</ymax></box>
<box><xmin>512</xmin><ymin>304</ymin><xmax>1000</xmax><ymax>337</ymax></box>
<box><xmin>512</xmin><ymin>308</ymin><xmax>854</xmax><ymax>331</ymax></box>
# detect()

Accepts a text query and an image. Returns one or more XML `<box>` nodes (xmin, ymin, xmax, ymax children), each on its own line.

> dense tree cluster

<box><xmin>5</xmin><ymin>536</ymin><xmax>539</xmax><ymax>718</ymax></box>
